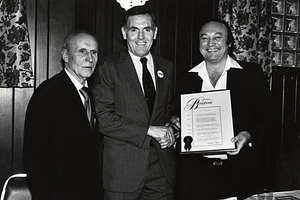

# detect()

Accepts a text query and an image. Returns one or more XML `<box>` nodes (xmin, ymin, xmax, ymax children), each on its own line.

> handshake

<box><xmin>147</xmin><ymin>117</ymin><xmax>181</xmax><ymax>149</ymax></box>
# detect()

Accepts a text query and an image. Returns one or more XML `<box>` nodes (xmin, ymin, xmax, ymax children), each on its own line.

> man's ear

<box><xmin>61</xmin><ymin>49</ymin><xmax>69</xmax><ymax>63</ymax></box>
<box><xmin>121</xmin><ymin>27</ymin><xmax>127</xmax><ymax>40</ymax></box>
<box><xmin>153</xmin><ymin>27</ymin><xmax>158</xmax><ymax>40</ymax></box>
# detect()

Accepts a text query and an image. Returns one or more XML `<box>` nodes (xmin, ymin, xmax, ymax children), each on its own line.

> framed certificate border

<box><xmin>180</xmin><ymin>90</ymin><xmax>236</xmax><ymax>154</ymax></box>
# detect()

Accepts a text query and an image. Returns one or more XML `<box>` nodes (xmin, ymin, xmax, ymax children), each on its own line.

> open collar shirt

<box><xmin>188</xmin><ymin>56</ymin><xmax>242</xmax><ymax>159</ymax></box>
<box><xmin>189</xmin><ymin>55</ymin><xmax>242</xmax><ymax>91</ymax></box>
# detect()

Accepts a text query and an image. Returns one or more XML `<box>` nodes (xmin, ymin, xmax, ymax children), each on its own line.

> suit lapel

<box><xmin>118</xmin><ymin>51</ymin><xmax>150</xmax><ymax>115</ymax></box>
<box><xmin>61</xmin><ymin>70</ymin><xmax>85</xmax><ymax>112</ymax></box>
<box><xmin>227</xmin><ymin>68</ymin><xmax>243</xmax><ymax>90</ymax></box>
<box><xmin>152</xmin><ymin>56</ymin><xmax>162</xmax><ymax>117</ymax></box>
<box><xmin>119</xmin><ymin>51</ymin><xmax>144</xmax><ymax>97</ymax></box>
<box><xmin>185</xmin><ymin>72</ymin><xmax>203</xmax><ymax>93</ymax></box>
<box><xmin>60</xmin><ymin>70</ymin><xmax>95</xmax><ymax>141</ymax></box>
<box><xmin>193</xmin><ymin>73</ymin><xmax>203</xmax><ymax>93</ymax></box>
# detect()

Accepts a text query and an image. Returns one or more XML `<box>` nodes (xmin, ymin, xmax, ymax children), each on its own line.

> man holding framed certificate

<box><xmin>180</xmin><ymin>90</ymin><xmax>235</xmax><ymax>154</ymax></box>
<box><xmin>175</xmin><ymin>20</ymin><xmax>275</xmax><ymax>200</ymax></box>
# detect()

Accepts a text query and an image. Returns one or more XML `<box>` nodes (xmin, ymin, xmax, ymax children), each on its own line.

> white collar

<box><xmin>128</xmin><ymin>50</ymin><xmax>153</xmax><ymax>63</ymax></box>
<box><xmin>189</xmin><ymin>56</ymin><xmax>242</xmax><ymax>75</ymax></box>
<box><xmin>64</xmin><ymin>68</ymin><xmax>87</xmax><ymax>90</ymax></box>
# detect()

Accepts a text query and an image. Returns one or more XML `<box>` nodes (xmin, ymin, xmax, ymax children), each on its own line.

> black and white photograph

<box><xmin>0</xmin><ymin>0</ymin><xmax>299</xmax><ymax>200</ymax></box>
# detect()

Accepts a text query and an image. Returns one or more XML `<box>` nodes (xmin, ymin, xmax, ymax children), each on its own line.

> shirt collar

<box><xmin>64</xmin><ymin>68</ymin><xmax>87</xmax><ymax>91</ymax></box>
<box><xmin>189</xmin><ymin>56</ymin><xmax>242</xmax><ymax>75</ymax></box>
<box><xmin>128</xmin><ymin>50</ymin><xmax>153</xmax><ymax>64</ymax></box>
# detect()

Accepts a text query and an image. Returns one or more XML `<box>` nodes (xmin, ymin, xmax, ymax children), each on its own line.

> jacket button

<box><xmin>144</xmin><ymin>148</ymin><xmax>149</xmax><ymax>151</ymax></box>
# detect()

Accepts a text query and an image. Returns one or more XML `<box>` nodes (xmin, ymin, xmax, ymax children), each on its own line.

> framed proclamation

<box><xmin>180</xmin><ymin>90</ymin><xmax>236</xmax><ymax>154</ymax></box>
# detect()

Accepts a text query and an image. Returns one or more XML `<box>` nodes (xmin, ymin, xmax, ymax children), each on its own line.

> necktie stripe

<box><xmin>79</xmin><ymin>87</ymin><xmax>94</xmax><ymax>129</ymax></box>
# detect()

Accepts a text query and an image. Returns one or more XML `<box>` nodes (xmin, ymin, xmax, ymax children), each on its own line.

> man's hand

<box><xmin>169</xmin><ymin>116</ymin><xmax>181</xmax><ymax>139</ymax></box>
<box><xmin>227</xmin><ymin>131</ymin><xmax>251</xmax><ymax>156</ymax></box>
<box><xmin>147</xmin><ymin>125</ymin><xmax>175</xmax><ymax>149</ymax></box>
<box><xmin>159</xmin><ymin>126</ymin><xmax>176</xmax><ymax>149</ymax></box>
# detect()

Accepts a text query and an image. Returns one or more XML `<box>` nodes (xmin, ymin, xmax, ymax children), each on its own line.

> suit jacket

<box><xmin>176</xmin><ymin>60</ymin><xmax>276</xmax><ymax>198</ymax></box>
<box><xmin>24</xmin><ymin>70</ymin><xmax>101</xmax><ymax>200</ymax></box>
<box><xmin>92</xmin><ymin>50</ymin><xmax>176</xmax><ymax>192</ymax></box>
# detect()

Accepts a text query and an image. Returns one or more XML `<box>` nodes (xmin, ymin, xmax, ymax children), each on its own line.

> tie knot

<box><xmin>140</xmin><ymin>57</ymin><xmax>148</xmax><ymax>68</ymax></box>
<box><xmin>80</xmin><ymin>87</ymin><xmax>91</xmax><ymax>100</ymax></box>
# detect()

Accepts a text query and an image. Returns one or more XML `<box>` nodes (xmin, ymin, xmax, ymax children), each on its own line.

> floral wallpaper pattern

<box><xmin>218</xmin><ymin>0</ymin><xmax>273</xmax><ymax>78</ymax></box>
<box><xmin>0</xmin><ymin>0</ymin><xmax>33</xmax><ymax>87</ymax></box>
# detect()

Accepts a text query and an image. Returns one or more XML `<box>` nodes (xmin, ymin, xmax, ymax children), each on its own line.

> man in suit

<box><xmin>92</xmin><ymin>6</ymin><xmax>180</xmax><ymax>200</ymax></box>
<box><xmin>175</xmin><ymin>20</ymin><xmax>275</xmax><ymax>199</ymax></box>
<box><xmin>23</xmin><ymin>30</ymin><xmax>102</xmax><ymax>199</ymax></box>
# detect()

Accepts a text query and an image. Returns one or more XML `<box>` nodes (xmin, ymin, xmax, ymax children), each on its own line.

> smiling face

<box><xmin>199</xmin><ymin>21</ymin><xmax>231</xmax><ymax>64</ymax></box>
<box><xmin>121</xmin><ymin>14</ymin><xmax>157</xmax><ymax>57</ymax></box>
<box><xmin>62</xmin><ymin>33</ymin><xmax>98</xmax><ymax>84</ymax></box>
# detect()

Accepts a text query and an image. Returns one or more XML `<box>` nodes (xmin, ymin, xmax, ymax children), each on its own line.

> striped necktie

<box><xmin>79</xmin><ymin>87</ymin><xmax>93</xmax><ymax>129</ymax></box>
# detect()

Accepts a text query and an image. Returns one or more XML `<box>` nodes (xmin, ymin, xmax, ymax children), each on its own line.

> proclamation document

<box><xmin>180</xmin><ymin>90</ymin><xmax>235</xmax><ymax>154</ymax></box>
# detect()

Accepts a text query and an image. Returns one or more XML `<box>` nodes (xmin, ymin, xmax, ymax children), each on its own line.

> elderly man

<box><xmin>24</xmin><ymin>30</ymin><xmax>101</xmax><ymax>200</ymax></box>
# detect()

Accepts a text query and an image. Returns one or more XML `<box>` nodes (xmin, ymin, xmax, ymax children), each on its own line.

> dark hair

<box><xmin>122</xmin><ymin>6</ymin><xmax>157</xmax><ymax>27</ymax></box>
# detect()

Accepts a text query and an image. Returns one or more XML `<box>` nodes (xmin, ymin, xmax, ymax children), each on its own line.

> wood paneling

<box><xmin>13</xmin><ymin>88</ymin><xmax>34</xmax><ymax>172</ymax></box>
<box><xmin>94</xmin><ymin>0</ymin><xmax>114</xmax><ymax>57</ymax></box>
<box><xmin>191</xmin><ymin>0</ymin><xmax>218</xmax><ymax>66</ymax></box>
<box><xmin>175</xmin><ymin>0</ymin><xmax>193</xmax><ymax>75</ymax></box>
<box><xmin>35</xmin><ymin>0</ymin><xmax>49</xmax><ymax>86</ymax></box>
<box><xmin>75</xmin><ymin>0</ymin><xmax>96</xmax><ymax>33</ymax></box>
<box><xmin>49</xmin><ymin>0</ymin><xmax>75</xmax><ymax>77</ymax></box>
<box><xmin>268</xmin><ymin>66</ymin><xmax>300</xmax><ymax>189</ymax></box>
<box><xmin>271</xmin><ymin>67</ymin><xmax>300</xmax><ymax>154</ymax></box>
<box><xmin>0</xmin><ymin>88</ymin><xmax>13</xmax><ymax>184</ymax></box>
<box><xmin>153</xmin><ymin>0</ymin><xmax>177</xmax><ymax>62</ymax></box>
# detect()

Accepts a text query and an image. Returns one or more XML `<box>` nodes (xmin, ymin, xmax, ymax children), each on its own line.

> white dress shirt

<box><xmin>189</xmin><ymin>55</ymin><xmax>242</xmax><ymax>92</ymax></box>
<box><xmin>188</xmin><ymin>56</ymin><xmax>243</xmax><ymax>159</ymax></box>
<box><xmin>128</xmin><ymin>51</ymin><xmax>157</xmax><ymax>94</ymax></box>
<box><xmin>64</xmin><ymin>68</ymin><xmax>88</xmax><ymax>105</ymax></box>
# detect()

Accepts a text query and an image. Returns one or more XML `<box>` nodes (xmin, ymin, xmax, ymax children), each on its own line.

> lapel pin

<box><xmin>157</xmin><ymin>70</ymin><xmax>164</xmax><ymax>78</ymax></box>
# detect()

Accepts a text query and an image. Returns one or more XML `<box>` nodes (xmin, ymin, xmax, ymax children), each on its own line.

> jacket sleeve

<box><xmin>23</xmin><ymin>85</ymin><xmax>60</xmax><ymax>199</ymax></box>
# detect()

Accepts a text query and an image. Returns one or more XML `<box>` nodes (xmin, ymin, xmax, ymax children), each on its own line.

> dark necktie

<box><xmin>140</xmin><ymin>57</ymin><xmax>156</xmax><ymax>115</ymax></box>
<box><xmin>79</xmin><ymin>87</ymin><xmax>93</xmax><ymax>129</ymax></box>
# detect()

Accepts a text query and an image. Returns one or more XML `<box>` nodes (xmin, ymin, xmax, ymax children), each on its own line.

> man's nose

<box><xmin>208</xmin><ymin>38</ymin><xmax>215</xmax><ymax>46</ymax></box>
<box><xmin>138</xmin><ymin>31</ymin><xmax>144</xmax><ymax>39</ymax></box>
<box><xmin>85</xmin><ymin>52</ymin><xmax>93</xmax><ymax>62</ymax></box>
